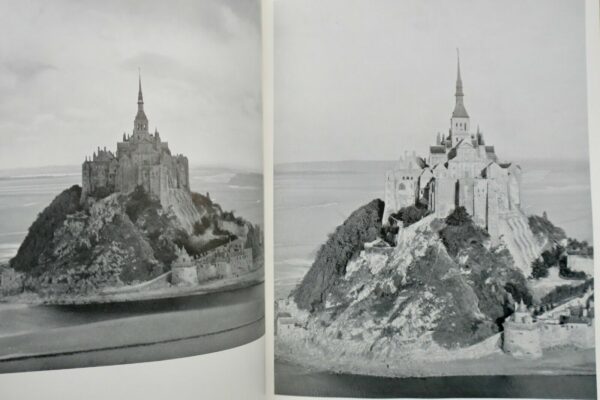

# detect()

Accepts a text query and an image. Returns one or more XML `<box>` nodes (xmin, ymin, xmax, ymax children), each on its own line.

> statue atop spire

<box><xmin>452</xmin><ymin>49</ymin><xmax>469</xmax><ymax>119</ymax></box>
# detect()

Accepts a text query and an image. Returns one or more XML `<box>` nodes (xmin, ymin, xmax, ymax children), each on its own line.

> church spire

<box><xmin>452</xmin><ymin>49</ymin><xmax>469</xmax><ymax>118</ymax></box>
<box><xmin>138</xmin><ymin>69</ymin><xmax>144</xmax><ymax>109</ymax></box>
<box><xmin>455</xmin><ymin>49</ymin><xmax>463</xmax><ymax>97</ymax></box>
<box><xmin>134</xmin><ymin>69</ymin><xmax>149</xmax><ymax>134</ymax></box>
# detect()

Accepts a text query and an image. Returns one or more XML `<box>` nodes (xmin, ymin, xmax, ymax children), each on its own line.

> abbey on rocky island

<box><xmin>383</xmin><ymin>52</ymin><xmax>540</xmax><ymax>270</ymax></box>
<box><xmin>81</xmin><ymin>75</ymin><xmax>190</xmax><ymax>205</ymax></box>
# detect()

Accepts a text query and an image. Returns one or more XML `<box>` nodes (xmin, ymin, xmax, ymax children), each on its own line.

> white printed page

<box><xmin>271</xmin><ymin>0</ymin><xmax>600</xmax><ymax>398</ymax></box>
<box><xmin>0</xmin><ymin>0</ymin><xmax>265</xmax><ymax>399</ymax></box>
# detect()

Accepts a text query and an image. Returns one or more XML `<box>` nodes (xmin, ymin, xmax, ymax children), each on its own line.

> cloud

<box><xmin>0</xmin><ymin>0</ymin><xmax>262</xmax><ymax>170</ymax></box>
<box><xmin>2</xmin><ymin>60</ymin><xmax>56</xmax><ymax>82</ymax></box>
<box><xmin>73</xmin><ymin>0</ymin><xmax>259</xmax><ymax>41</ymax></box>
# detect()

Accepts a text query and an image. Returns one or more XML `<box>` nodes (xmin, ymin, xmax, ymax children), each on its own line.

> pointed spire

<box><xmin>455</xmin><ymin>48</ymin><xmax>463</xmax><ymax>97</ymax></box>
<box><xmin>134</xmin><ymin>69</ymin><xmax>149</xmax><ymax>133</ymax></box>
<box><xmin>138</xmin><ymin>68</ymin><xmax>143</xmax><ymax>105</ymax></box>
<box><xmin>452</xmin><ymin>48</ymin><xmax>469</xmax><ymax>118</ymax></box>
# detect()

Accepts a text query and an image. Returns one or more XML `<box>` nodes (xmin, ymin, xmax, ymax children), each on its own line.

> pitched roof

<box><xmin>452</xmin><ymin>102</ymin><xmax>469</xmax><ymax>118</ymax></box>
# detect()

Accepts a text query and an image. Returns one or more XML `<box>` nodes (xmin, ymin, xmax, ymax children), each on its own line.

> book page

<box><xmin>0</xmin><ymin>1</ymin><xmax>265</xmax><ymax>399</ymax></box>
<box><xmin>272</xmin><ymin>0</ymin><xmax>599</xmax><ymax>398</ymax></box>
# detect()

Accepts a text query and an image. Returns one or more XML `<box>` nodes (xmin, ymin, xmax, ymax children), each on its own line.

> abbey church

<box><xmin>383</xmin><ymin>53</ymin><xmax>541</xmax><ymax>270</ymax></box>
<box><xmin>81</xmin><ymin>75</ymin><xmax>190</xmax><ymax>205</ymax></box>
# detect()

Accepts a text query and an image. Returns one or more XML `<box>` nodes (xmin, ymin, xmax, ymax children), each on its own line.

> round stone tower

<box><xmin>502</xmin><ymin>300</ymin><xmax>542</xmax><ymax>359</ymax></box>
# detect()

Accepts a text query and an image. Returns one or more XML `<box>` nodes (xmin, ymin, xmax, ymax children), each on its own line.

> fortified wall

<box><xmin>171</xmin><ymin>238</ymin><xmax>255</xmax><ymax>286</ymax></box>
<box><xmin>502</xmin><ymin>297</ymin><xmax>595</xmax><ymax>359</ymax></box>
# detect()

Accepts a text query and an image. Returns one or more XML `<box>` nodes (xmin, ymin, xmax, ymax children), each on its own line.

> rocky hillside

<box><xmin>292</xmin><ymin>199</ymin><xmax>384</xmax><ymax>311</ymax></box>
<box><xmin>9</xmin><ymin>185</ymin><xmax>261</xmax><ymax>296</ymax></box>
<box><xmin>288</xmin><ymin>204</ymin><xmax>532</xmax><ymax>353</ymax></box>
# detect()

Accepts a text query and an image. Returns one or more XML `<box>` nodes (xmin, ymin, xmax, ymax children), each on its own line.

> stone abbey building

<box><xmin>383</xmin><ymin>54</ymin><xmax>540</xmax><ymax>270</ymax></box>
<box><xmin>81</xmin><ymin>75</ymin><xmax>190</xmax><ymax>205</ymax></box>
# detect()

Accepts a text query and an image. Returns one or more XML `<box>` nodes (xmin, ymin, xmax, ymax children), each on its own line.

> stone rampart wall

<box><xmin>172</xmin><ymin>266</ymin><xmax>198</xmax><ymax>286</ymax></box>
<box><xmin>503</xmin><ymin>322</ymin><xmax>542</xmax><ymax>358</ymax></box>
<box><xmin>539</xmin><ymin>323</ymin><xmax>595</xmax><ymax>349</ymax></box>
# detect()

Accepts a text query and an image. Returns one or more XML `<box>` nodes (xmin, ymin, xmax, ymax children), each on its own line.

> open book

<box><xmin>0</xmin><ymin>0</ymin><xmax>599</xmax><ymax>399</ymax></box>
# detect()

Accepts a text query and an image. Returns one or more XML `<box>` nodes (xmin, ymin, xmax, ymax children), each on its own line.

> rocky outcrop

<box><xmin>8</xmin><ymin>185</ymin><xmax>259</xmax><ymax>297</ymax></box>
<box><xmin>280</xmin><ymin>202</ymin><xmax>532</xmax><ymax>364</ymax></box>
<box><xmin>10</xmin><ymin>185</ymin><xmax>83</xmax><ymax>275</ymax></box>
<box><xmin>529</xmin><ymin>214</ymin><xmax>567</xmax><ymax>246</ymax></box>
<box><xmin>292</xmin><ymin>199</ymin><xmax>385</xmax><ymax>311</ymax></box>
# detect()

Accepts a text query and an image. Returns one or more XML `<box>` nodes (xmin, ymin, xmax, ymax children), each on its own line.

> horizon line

<box><xmin>274</xmin><ymin>156</ymin><xmax>591</xmax><ymax>166</ymax></box>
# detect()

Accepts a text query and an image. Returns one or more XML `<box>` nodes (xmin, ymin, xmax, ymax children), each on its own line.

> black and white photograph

<box><xmin>273</xmin><ymin>0</ymin><xmax>596</xmax><ymax>398</ymax></box>
<box><xmin>0</xmin><ymin>0</ymin><xmax>264</xmax><ymax>373</ymax></box>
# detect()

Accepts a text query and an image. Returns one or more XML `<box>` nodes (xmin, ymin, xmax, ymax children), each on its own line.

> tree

<box><xmin>389</xmin><ymin>204</ymin><xmax>430</xmax><ymax>227</ymax></box>
<box><xmin>531</xmin><ymin>258</ymin><xmax>549</xmax><ymax>279</ymax></box>
<box><xmin>445</xmin><ymin>206</ymin><xmax>472</xmax><ymax>226</ymax></box>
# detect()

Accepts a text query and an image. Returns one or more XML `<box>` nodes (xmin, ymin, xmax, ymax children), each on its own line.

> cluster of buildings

<box><xmin>382</xmin><ymin>53</ymin><xmax>539</xmax><ymax>269</ymax></box>
<box><xmin>503</xmin><ymin>291</ymin><xmax>595</xmax><ymax>358</ymax></box>
<box><xmin>81</xmin><ymin>74</ymin><xmax>190</xmax><ymax>205</ymax></box>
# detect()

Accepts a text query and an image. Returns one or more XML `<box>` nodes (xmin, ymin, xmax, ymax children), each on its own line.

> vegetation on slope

<box><xmin>292</xmin><ymin>199</ymin><xmax>385</xmax><ymax>311</ymax></box>
<box><xmin>438</xmin><ymin>207</ymin><xmax>489</xmax><ymax>257</ymax></box>
<box><xmin>433</xmin><ymin>207</ymin><xmax>531</xmax><ymax>346</ymax></box>
<box><xmin>10</xmin><ymin>185</ymin><xmax>82</xmax><ymax>275</ymax></box>
<box><xmin>530</xmin><ymin>241</ymin><xmax>590</xmax><ymax>280</ymax></box>
<box><xmin>388</xmin><ymin>204</ymin><xmax>430</xmax><ymax>227</ymax></box>
<box><xmin>9</xmin><ymin>185</ymin><xmax>261</xmax><ymax>296</ymax></box>
<box><xmin>529</xmin><ymin>213</ymin><xmax>566</xmax><ymax>244</ymax></box>
<box><xmin>293</xmin><ymin>202</ymin><xmax>536</xmax><ymax>348</ymax></box>
<box><xmin>539</xmin><ymin>279</ymin><xmax>593</xmax><ymax>307</ymax></box>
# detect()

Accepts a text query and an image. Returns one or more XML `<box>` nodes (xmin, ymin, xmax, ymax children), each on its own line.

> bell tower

<box><xmin>450</xmin><ymin>49</ymin><xmax>470</xmax><ymax>145</ymax></box>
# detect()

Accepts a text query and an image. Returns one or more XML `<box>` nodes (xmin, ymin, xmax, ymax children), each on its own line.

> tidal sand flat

<box><xmin>275</xmin><ymin>359</ymin><xmax>596</xmax><ymax>399</ymax></box>
<box><xmin>0</xmin><ymin>283</ymin><xmax>264</xmax><ymax>373</ymax></box>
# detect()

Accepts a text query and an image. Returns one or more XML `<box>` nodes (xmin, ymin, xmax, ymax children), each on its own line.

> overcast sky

<box><xmin>0</xmin><ymin>0</ymin><xmax>261</xmax><ymax>171</ymax></box>
<box><xmin>275</xmin><ymin>0</ymin><xmax>589</xmax><ymax>164</ymax></box>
